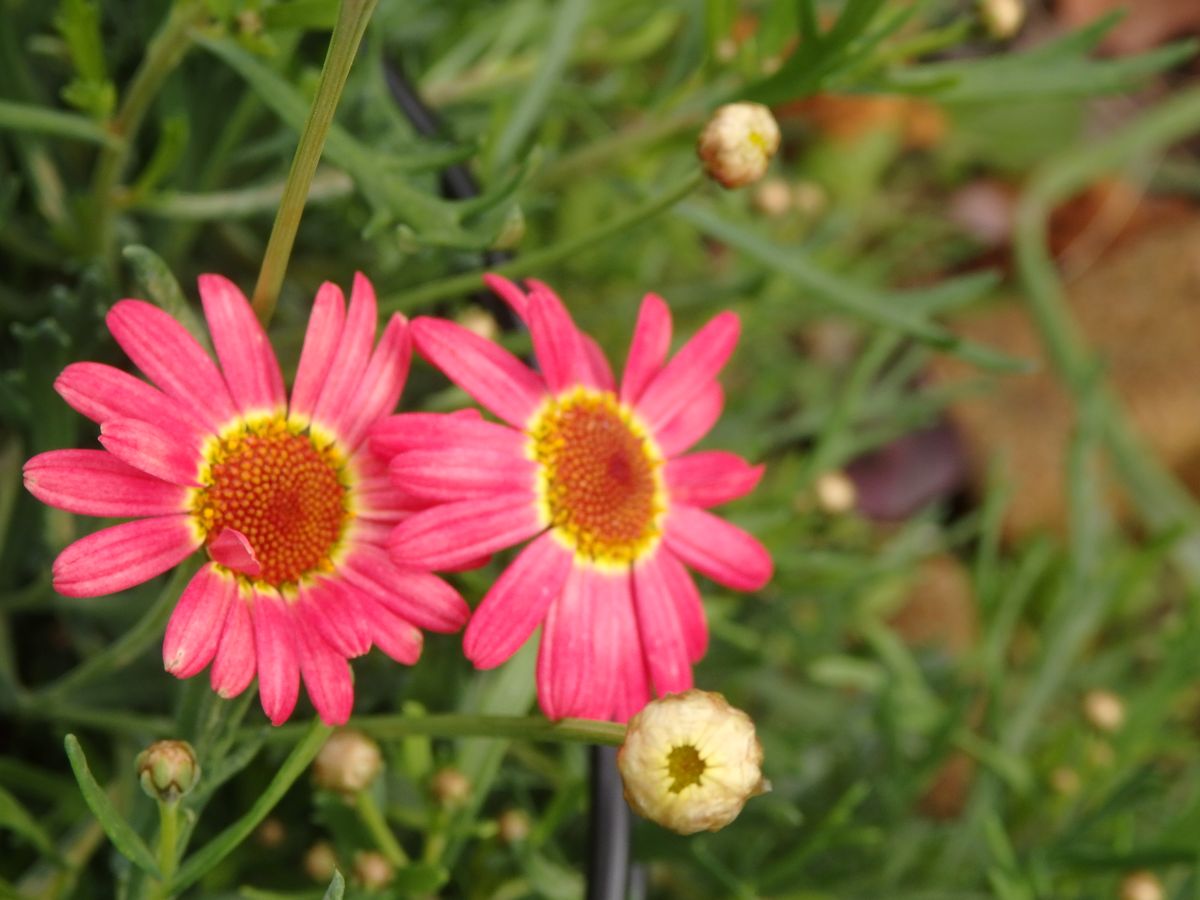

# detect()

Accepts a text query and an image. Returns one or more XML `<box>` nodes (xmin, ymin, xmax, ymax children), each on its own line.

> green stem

<box><xmin>0</xmin><ymin>99</ymin><xmax>123</xmax><ymax>147</ymax></box>
<box><xmin>355</xmin><ymin>790</ymin><xmax>409</xmax><ymax>866</ymax></box>
<box><xmin>250</xmin><ymin>0</ymin><xmax>378</xmax><ymax>325</ymax></box>
<box><xmin>150</xmin><ymin>800</ymin><xmax>180</xmax><ymax>900</ymax></box>
<box><xmin>259</xmin><ymin>713</ymin><xmax>626</xmax><ymax>746</ymax></box>
<box><xmin>1013</xmin><ymin>85</ymin><xmax>1200</xmax><ymax>579</ymax></box>
<box><xmin>88</xmin><ymin>0</ymin><xmax>206</xmax><ymax>263</ymax></box>
<box><xmin>37</xmin><ymin>562</ymin><xmax>196</xmax><ymax>700</ymax></box>
<box><xmin>379</xmin><ymin>170</ymin><xmax>704</xmax><ymax>313</ymax></box>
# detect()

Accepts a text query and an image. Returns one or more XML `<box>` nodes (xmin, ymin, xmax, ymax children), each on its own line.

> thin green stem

<box><xmin>355</xmin><ymin>790</ymin><xmax>409</xmax><ymax>866</ymax></box>
<box><xmin>88</xmin><ymin>0</ymin><xmax>206</xmax><ymax>263</ymax></box>
<box><xmin>36</xmin><ymin>562</ymin><xmax>196</xmax><ymax>700</ymax></box>
<box><xmin>0</xmin><ymin>99</ymin><xmax>123</xmax><ymax>147</ymax></box>
<box><xmin>150</xmin><ymin>801</ymin><xmax>180</xmax><ymax>900</ymax></box>
<box><xmin>250</xmin><ymin>0</ymin><xmax>378</xmax><ymax>325</ymax></box>
<box><xmin>379</xmin><ymin>170</ymin><xmax>704</xmax><ymax>313</ymax></box>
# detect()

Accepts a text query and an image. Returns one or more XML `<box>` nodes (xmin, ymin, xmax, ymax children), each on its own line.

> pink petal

<box><xmin>163</xmin><ymin>563</ymin><xmax>236</xmax><ymax>678</ymax></box>
<box><xmin>388</xmin><ymin>447</ymin><xmax>537</xmax><ymax>502</ymax></box>
<box><xmin>197</xmin><ymin>274</ymin><xmax>286</xmax><ymax>415</ymax></box>
<box><xmin>297</xmin><ymin>579</ymin><xmax>372</xmax><ymax>658</ymax></box>
<box><xmin>483</xmin><ymin>273</ymin><xmax>530</xmax><ymax>319</ymax></box>
<box><xmin>620</xmin><ymin>293</ymin><xmax>672</xmax><ymax>405</ymax></box>
<box><xmin>387</xmin><ymin>493</ymin><xmax>542</xmax><ymax>571</ymax></box>
<box><xmin>632</xmin><ymin>551</ymin><xmax>694</xmax><ymax>696</ymax></box>
<box><xmin>537</xmin><ymin>563</ymin><xmax>598</xmax><ymax>721</ymax></box>
<box><xmin>656</xmin><ymin>548</ymin><xmax>708</xmax><ymax>662</ymax></box>
<box><xmin>463</xmin><ymin>531</ymin><xmax>573</xmax><ymax>669</ymax></box>
<box><xmin>55</xmin><ymin>363</ymin><xmax>209</xmax><ymax>443</ymax></box>
<box><xmin>586</xmin><ymin>571</ymin><xmax>627</xmax><ymax>720</ymax></box>
<box><xmin>341</xmin><ymin>549</ymin><xmax>470</xmax><ymax>633</ymax></box>
<box><xmin>653</xmin><ymin>382</ymin><xmax>724</xmax><ymax>458</ymax></box>
<box><xmin>525</xmin><ymin>287</ymin><xmax>593</xmax><ymax>392</ymax></box>
<box><xmin>666</xmin><ymin>451</ymin><xmax>764</xmax><ymax>507</ymax></box>
<box><xmin>370</xmin><ymin>412</ymin><xmax>523</xmax><ymax>459</ymax></box>
<box><xmin>336</xmin><ymin>315</ymin><xmax>412</xmax><ymax>452</ymax></box>
<box><xmin>106</xmin><ymin>299</ymin><xmax>237</xmax><ymax>431</ymax></box>
<box><xmin>211</xmin><ymin>592</ymin><xmax>256</xmax><ymax>698</ymax></box>
<box><xmin>358</xmin><ymin>598</ymin><xmax>423</xmax><ymax>664</ymax></box>
<box><xmin>252</xmin><ymin>591</ymin><xmax>301</xmax><ymax>726</ymax></box>
<box><xmin>610</xmin><ymin>576</ymin><xmax>651</xmax><ymax>723</ymax></box>
<box><xmin>583</xmin><ymin>335</ymin><xmax>616</xmax><ymax>392</ymax></box>
<box><xmin>53</xmin><ymin>515</ymin><xmax>201</xmax><ymax>597</ymax></box>
<box><xmin>289</xmin><ymin>282</ymin><xmax>346</xmax><ymax>424</ymax></box>
<box><xmin>297</xmin><ymin>625</ymin><xmax>354</xmax><ymax>726</ymax></box>
<box><xmin>309</xmin><ymin>273</ymin><xmax>377</xmax><ymax>431</ymax></box>
<box><xmin>411</xmin><ymin>317</ymin><xmax>547</xmax><ymax>428</ymax></box>
<box><xmin>99</xmin><ymin>418</ymin><xmax>201</xmax><ymax>486</ymax></box>
<box><xmin>664</xmin><ymin>504</ymin><xmax>773</xmax><ymax>592</ymax></box>
<box><xmin>208</xmin><ymin>528</ymin><xmax>261</xmax><ymax>577</ymax></box>
<box><xmin>636</xmin><ymin>312</ymin><xmax>739</xmax><ymax>432</ymax></box>
<box><xmin>24</xmin><ymin>449</ymin><xmax>187</xmax><ymax>518</ymax></box>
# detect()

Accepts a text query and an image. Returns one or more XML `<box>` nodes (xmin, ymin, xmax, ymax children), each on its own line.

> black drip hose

<box><xmin>381</xmin><ymin>54</ymin><xmax>637</xmax><ymax>899</ymax></box>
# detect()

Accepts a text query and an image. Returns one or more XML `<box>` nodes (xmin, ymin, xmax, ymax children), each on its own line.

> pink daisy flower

<box><xmin>23</xmin><ymin>274</ymin><xmax>469</xmax><ymax>725</ymax></box>
<box><xmin>373</xmin><ymin>276</ymin><xmax>772</xmax><ymax>722</ymax></box>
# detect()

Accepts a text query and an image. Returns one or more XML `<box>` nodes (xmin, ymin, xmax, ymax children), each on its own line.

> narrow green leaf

<box><xmin>0</xmin><ymin>99</ymin><xmax>121</xmax><ymax>146</ymax></box>
<box><xmin>321</xmin><ymin>870</ymin><xmax>345</xmax><ymax>900</ymax></box>
<box><xmin>169</xmin><ymin>719</ymin><xmax>333</xmax><ymax>894</ymax></box>
<box><xmin>676</xmin><ymin>203</ymin><xmax>1029</xmax><ymax>372</ymax></box>
<box><xmin>0</xmin><ymin>784</ymin><xmax>61</xmax><ymax>860</ymax></box>
<box><xmin>392</xmin><ymin>863</ymin><xmax>448</xmax><ymax>894</ymax></box>
<box><xmin>63</xmin><ymin>735</ymin><xmax>162</xmax><ymax>879</ymax></box>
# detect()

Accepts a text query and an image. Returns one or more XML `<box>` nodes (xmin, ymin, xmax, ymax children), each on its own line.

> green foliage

<box><xmin>3</xmin><ymin>0</ymin><xmax>1200</xmax><ymax>897</ymax></box>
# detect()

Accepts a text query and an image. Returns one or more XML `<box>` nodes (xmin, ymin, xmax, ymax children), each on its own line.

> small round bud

<box><xmin>136</xmin><ymin>740</ymin><xmax>200</xmax><ymax>804</ymax></box>
<box><xmin>255</xmin><ymin>816</ymin><xmax>286</xmax><ymax>848</ymax></box>
<box><xmin>1120</xmin><ymin>871</ymin><xmax>1164</xmax><ymax>900</ymax></box>
<box><xmin>1051</xmin><ymin>767</ymin><xmax>1080</xmax><ymax>796</ymax></box>
<box><xmin>353</xmin><ymin>851</ymin><xmax>394</xmax><ymax>891</ymax></box>
<box><xmin>979</xmin><ymin>0</ymin><xmax>1024</xmax><ymax>39</ymax></box>
<box><xmin>618</xmin><ymin>689</ymin><xmax>767</xmax><ymax>834</ymax></box>
<box><xmin>303</xmin><ymin>841</ymin><xmax>338</xmax><ymax>883</ymax></box>
<box><xmin>456</xmin><ymin>307</ymin><xmax>499</xmax><ymax>342</ymax></box>
<box><xmin>792</xmin><ymin>181</ymin><xmax>828</xmax><ymax>217</ymax></box>
<box><xmin>1083</xmin><ymin>690</ymin><xmax>1126</xmax><ymax>734</ymax></box>
<box><xmin>815</xmin><ymin>471</ymin><xmax>857</xmax><ymax>515</ymax></box>
<box><xmin>312</xmin><ymin>729</ymin><xmax>382</xmax><ymax>795</ymax></box>
<box><xmin>497</xmin><ymin>808</ymin><xmax>531</xmax><ymax>845</ymax></box>
<box><xmin>752</xmin><ymin>179</ymin><xmax>792</xmax><ymax>217</ymax></box>
<box><xmin>697</xmin><ymin>103</ymin><xmax>781</xmax><ymax>189</ymax></box>
<box><xmin>430</xmin><ymin>766</ymin><xmax>471</xmax><ymax>809</ymax></box>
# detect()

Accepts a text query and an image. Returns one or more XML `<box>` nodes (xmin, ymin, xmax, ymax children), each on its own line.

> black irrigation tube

<box><xmin>381</xmin><ymin>55</ymin><xmax>638</xmax><ymax>899</ymax></box>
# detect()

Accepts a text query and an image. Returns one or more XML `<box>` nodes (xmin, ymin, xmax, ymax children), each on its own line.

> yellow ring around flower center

<box><xmin>190</xmin><ymin>415</ymin><xmax>352</xmax><ymax>586</ymax></box>
<box><xmin>528</xmin><ymin>387</ymin><xmax>665</xmax><ymax>568</ymax></box>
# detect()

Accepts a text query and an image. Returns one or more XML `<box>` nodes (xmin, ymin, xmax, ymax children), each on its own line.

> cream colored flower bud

<box><xmin>430</xmin><ymin>766</ymin><xmax>472</xmax><ymax>808</ymax></box>
<box><xmin>312</xmin><ymin>729</ymin><xmax>382</xmax><ymax>795</ymax></box>
<box><xmin>136</xmin><ymin>740</ymin><xmax>200</xmax><ymax>804</ymax></box>
<box><xmin>1083</xmin><ymin>689</ymin><xmax>1125</xmax><ymax>734</ymax></box>
<box><xmin>815</xmin><ymin>470</ymin><xmax>857</xmax><ymax>515</ymax></box>
<box><xmin>697</xmin><ymin>103</ymin><xmax>781</xmax><ymax>189</ymax></box>
<box><xmin>752</xmin><ymin>179</ymin><xmax>793</xmax><ymax>217</ymax></box>
<box><xmin>497</xmin><ymin>808</ymin><xmax>531</xmax><ymax>845</ymax></box>
<box><xmin>456</xmin><ymin>307</ymin><xmax>499</xmax><ymax>342</ymax></box>
<box><xmin>617</xmin><ymin>689</ymin><xmax>767</xmax><ymax>834</ymax></box>
<box><xmin>353</xmin><ymin>851</ymin><xmax>394</xmax><ymax>891</ymax></box>
<box><xmin>1120</xmin><ymin>871</ymin><xmax>1164</xmax><ymax>900</ymax></box>
<box><xmin>303</xmin><ymin>841</ymin><xmax>338</xmax><ymax>883</ymax></box>
<box><xmin>979</xmin><ymin>0</ymin><xmax>1024</xmax><ymax>39</ymax></box>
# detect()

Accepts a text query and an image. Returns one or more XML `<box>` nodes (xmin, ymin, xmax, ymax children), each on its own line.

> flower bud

<box><xmin>697</xmin><ymin>103</ymin><xmax>781</xmax><ymax>189</ymax></box>
<box><xmin>136</xmin><ymin>740</ymin><xmax>200</xmax><ymax>804</ymax></box>
<box><xmin>752</xmin><ymin>179</ymin><xmax>792</xmax><ymax>217</ymax></box>
<box><xmin>353</xmin><ymin>851</ymin><xmax>393</xmax><ymax>891</ymax></box>
<box><xmin>815</xmin><ymin>470</ymin><xmax>857</xmax><ymax>514</ymax></box>
<box><xmin>617</xmin><ymin>689</ymin><xmax>767</xmax><ymax>834</ymax></box>
<box><xmin>304</xmin><ymin>841</ymin><xmax>338</xmax><ymax>883</ymax></box>
<box><xmin>1120</xmin><ymin>871</ymin><xmax>1164</xmax><ymax>900</ymax></box>
<box><xmin>430</xmin><ymin>766</ymin><xmax>471</xmax><ymax>808</ymax></box>
<box><xmin>1083</xmin><ymin>689</ymin><xmax>1125</xmax><ymax>734</ymax></box>
<box><xmin>979</xmin><ymin>0</ymin><xmax>1024</xmax><ymax>40</ymax></box>
<box><xmin>312</xmin><ymin>729</ymin><xmax>382</xmax><ymax>795</ymax></box>
<box><xmin>497</xmin><ymin>808</ymin><xmax>531</xmax><ymax>845</ymax></box>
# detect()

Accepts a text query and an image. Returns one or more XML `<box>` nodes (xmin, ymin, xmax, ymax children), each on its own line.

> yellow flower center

<box><xmin>529</xmin><ymin>388</ymin><xmax>665</xmax><ymax>568</ymax></box>
<box><xmin>666</xmin><ymin>744</ymin><xmax>707</xmax><ymax>793</ymax></box>
<box><xmin>192</xmin><ymin>416</ymin><xmax>351</xmax><ymax>586</ymax></box>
